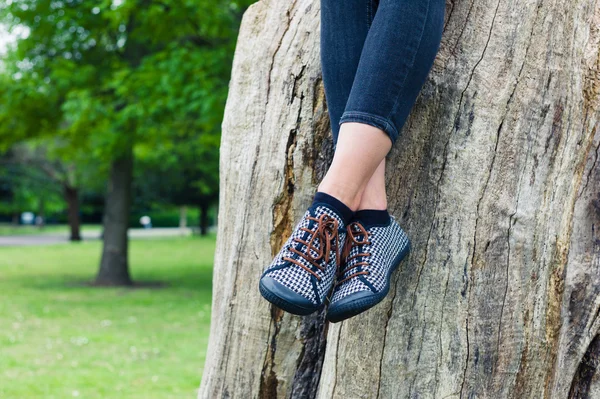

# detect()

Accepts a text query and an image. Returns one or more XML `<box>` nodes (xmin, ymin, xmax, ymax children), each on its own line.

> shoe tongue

<box><xmin>310</xmin><ymin>204</ymin><xmax>344</xmax><ymax>228</ymax></box>
<box><xmin>310</xmin><ymin>192</ymin><xmax>353</xmax><ymax>225</ymax></box>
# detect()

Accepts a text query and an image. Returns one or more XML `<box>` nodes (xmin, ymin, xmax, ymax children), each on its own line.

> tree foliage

<box><xmin>0</xmin><ymin>0</ymin><xmax>252</xmax><ymax>214</ymax></box>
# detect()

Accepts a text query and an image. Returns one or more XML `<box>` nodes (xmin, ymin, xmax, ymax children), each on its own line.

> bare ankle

<box><xmin>357</xmin><ymin>198</ymin><xmax>387</xmax><ymax>211</ymax></box>
<box><xmin>317</xmin><ymin>181</ymin><xmax>362</xmax><ymax>211</ymax></box>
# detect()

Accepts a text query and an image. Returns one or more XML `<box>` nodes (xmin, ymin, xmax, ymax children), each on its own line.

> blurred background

<box><xmin>0</xmin><ymin>0</ymin><xmax>253</xmax><ymax>397</ymax></box>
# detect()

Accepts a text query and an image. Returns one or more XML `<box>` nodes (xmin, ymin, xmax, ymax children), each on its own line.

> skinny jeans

<box><xmin>320</xmin><ymin>0</ymin><xmax>445</xmax><ymax>145</ymax></box>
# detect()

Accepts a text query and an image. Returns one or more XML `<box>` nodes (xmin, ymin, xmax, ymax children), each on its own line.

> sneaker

<box><xmin>259</xmin><ymin>203</ymin><xmax>347</xmax><ymax>315</ymax></box>
<box><xmin>326</xmin><ymin>215</ymin><xmax>410</xmax><ymax>323</ymax></box>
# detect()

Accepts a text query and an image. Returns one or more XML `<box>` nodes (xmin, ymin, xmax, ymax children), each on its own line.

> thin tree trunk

<box><xmin>200</xmin><ymin>0</ymin><xmax>600</xmax><ymax>398</ymax></box>
<box><xmin>95</xmin><ymin>146</ymin><xmax>133</xmax><ymax>286</ymax></box>
<box><xmin>64</xmin><ymin>185</ymin><xmax>81</xmax><ymax>242</ymax></box>
<box><xmin>179</xmin><ymin>206</ymin><xmax>187</xmax><ymax>229</ymax></box>
<box><xmin>36</xmin><ymin>197</ymin><xmax>45</xmax><ymax>228</ymax></box>
<box><xmin>199</xmin><ymin>203</ymin><xmax>209</xmax><ymax>236</ymax></box>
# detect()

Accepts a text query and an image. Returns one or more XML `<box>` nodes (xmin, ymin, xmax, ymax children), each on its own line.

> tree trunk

<box><xmin>36</xmin><ymin>197</ymin><xmax>45</xmax><ymax>228</ymax></box>
<box><xmin>64</xmin><ymin>185</ymin><xmax>82</xmax><ymax>241</ymax></box>
<box><xmin>95</xmin><ymin>147</ymin><xmax>133</xmax><ymax>286</ymax></box>
<box><xmin>199</xmin><ymin>0</ymin><xmax>600</xmax><ymax>398</ymax></box>
<box><xmin>199</xmin><ymin>203</ymin><xmax>209</xmax><ymax>236</ymax></box>
<box><xmin>179</xmin><ymin>206</ymin><xmax>187</xmax><ymax>229</ymax></box>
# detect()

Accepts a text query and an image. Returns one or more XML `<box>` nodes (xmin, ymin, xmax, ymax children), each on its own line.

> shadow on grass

<box><xmin>15</xmin><ymin>268</ymin><xmax>213</xmax><ymax>292</ymax></box>
<box><xmin>75</xmin><ymin>281</ymin><xmax>170</xmax><ymax>289</ymax></box>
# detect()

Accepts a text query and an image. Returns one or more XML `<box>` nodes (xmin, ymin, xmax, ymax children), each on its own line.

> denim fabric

<box><xmin>320</xmin><ymin>0</ymin><xmax>445</xmax><ymax>145</ymax></box>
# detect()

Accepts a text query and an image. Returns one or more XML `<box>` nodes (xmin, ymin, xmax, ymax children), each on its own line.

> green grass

<box><xmin>0</xmin><ymin>236</ymin><xmax>215</xmax><ymax>399</ymax></box>
<box><xmin>0</xmin><ymin>224</ymin><xmax>102</xmax><ymax>236</ymax></box>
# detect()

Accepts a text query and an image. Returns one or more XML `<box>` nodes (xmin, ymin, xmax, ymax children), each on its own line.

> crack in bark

<box><xmin>426</xmin><ymin>2</ymin><xmax>502</xmax><ymax>396</ymax></box>
<box><xmin>376</xmin><ymin>261</ymin><xmax>403</xmax><ymax>398</ymax></box>
<box><xmin>459</xmin><ymin>315</ymin><xmax>471</xmax><ymax>399</ymax></box>
<box><xmin>259</xmin><ymin>0</ymin><xmax>297</xmax><ymax>136</ymax></box>
<box><xmin>457</xmin><ymin>0</ymin><xmax>508</xmax><ymax>398</ymax></box>
<box><xmin>487</xmin><ymin>0</ymin><xmax>545</xmax><ymax>372</ymax></box>
<box><xmin>450</xmin><ymin>0</ymin><xmax>476</xmax><ymax>56</ymax></box>
<box><xmin>255</xmin><ymin>3</ymin><xmax>301</xmax><ymax>396</ymax></box>
<box><xmin>463</xmin><ymin>102</ymin><xmax>503</xmax><ymax>397</ymax></box>
<box><xmin>434</xmin><ymin>252</ymin><xmax>452</xmax><ymax>397</ymax></box>
<box><xmin>497</xmin><ymin>195</ymin><xmax>517</xmax><ymax>364</ymax></box>
<box><xmin>494</xmin><ymin>121</ymin><xmax>539</xmax><ymax>389</ymax></box>
<box><xmin>408</xmin><ymin>322</ymin><xmax>429</xmax><ymax>399</ymax></box>
<box><xmin>542</xmin><ymin>113</ymin><xmax>576</xmax><ymax>397</ymax></box>
<box><xmin>290</xmin><ymin>311</ymin><xmax>328</xmax><ymax>399</ymax></box>
<box><xmin>259</xmin><ymin>308</ymin><xmax>284</xmax><ymax>399</ymax></box>
<box><xmin>591</xmin><ymin>305</ymin><xmax>600</xmax><ymax>333</ymax></box>
<box><xmin>581</xmin><ymin>132</ymin><xmax>600</xmax><ymax>194</ymax></box>
<box><xmin>259</xmin><ymin>319</ymin><xmax>275</xmax><ymax>396</ymax></box>
<box><xmin>443</xmin><ymin>0</ymin><xmax>455</xmax><ymax>32</ymax></box>
<box><xmin>330</xmin><ymin>323</ymin><xmax>343</xmax><ymax>397</ymax></box>
<box><xmin>504</xmin><ymin>0</ymin><xmax>543</xmax><ymax>108</ymax></box>
<box><xmin>220</xmin><ymin>202</ymin><xmax>255</xmax><ymax>395</ymax></box>
<box><xmin>568</xmin><ymin>334</ymin><xmax>600</xmax><ymax>399</ymax></box>
<box><xmin>218</xmin><ymin>104</ymin><xmax>267</xmax><ymax>395</ymax></box>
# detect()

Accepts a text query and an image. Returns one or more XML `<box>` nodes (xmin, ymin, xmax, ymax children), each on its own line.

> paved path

<box><xmin>0</xmin><ymin>228</ymin><xmax>194</xmax><ymax>246</ymax></box>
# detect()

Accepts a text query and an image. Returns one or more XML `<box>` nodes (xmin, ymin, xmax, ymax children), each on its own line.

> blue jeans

<box><xmin>320</xmin><ymin>0</ymin><xmax>445</xmax><ymax>145</ymax></box>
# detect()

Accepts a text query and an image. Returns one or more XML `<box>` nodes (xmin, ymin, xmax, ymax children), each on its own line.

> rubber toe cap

<box><xmin>259</xmin><ymin>275</ymin><xmax>320</xmax><ymax>315</ymax></box>
<box><xmin>327</xmin><ymin>290</ymin><xmax>380</xmax><ymax>323</ymax></box>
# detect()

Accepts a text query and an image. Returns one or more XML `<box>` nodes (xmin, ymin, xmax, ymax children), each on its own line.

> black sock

<box><xmin>353</xmin><ymin>209</ymin><xmax>390</xmax><ymax>228</ymax></box>
<box><xmin>311</xmin><ymin>192</ymin><xmax>354</xmax><ymax>225</ymax></box>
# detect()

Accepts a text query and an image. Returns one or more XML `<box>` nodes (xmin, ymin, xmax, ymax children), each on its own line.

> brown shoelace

<box><xmin>337</xmin><ymin>221</ymin><xmax>372</xmax><ymax>286</ymax></box>
<box><xmin>283</xmin><ymin>213</ymin><xmax>341</xmax><ymax>281</ymax></box>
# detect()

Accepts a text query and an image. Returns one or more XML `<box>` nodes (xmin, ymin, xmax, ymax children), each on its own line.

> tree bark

<box><xmin>64</xmin><ymin>185</ymin><xmax>82</xmax><ymax>241</ymax></box>
<box><xmin>199</xmin><ymin>0</ymin><xmax>600</xmax><ymax>398</ymax></box>
<box><xmin>95</xmin><ymin>147</ymin><xmax>133</xmax><ymax>286</ymax></box>
<box><xmin>199</xmin><ymin>203</ymin><xmax>209</xmax><ymax>236</ymax></box>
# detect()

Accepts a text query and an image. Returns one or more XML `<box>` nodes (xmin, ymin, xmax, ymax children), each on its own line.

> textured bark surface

<box><xmin>95</xmin><ymin>148</ymin><xmax>133</xmax><ymax>286</ymax></box>
<box><xmin>199</xmin><ymin>0</ymin><xmax>600</xmax><ymax>397</ymax></box>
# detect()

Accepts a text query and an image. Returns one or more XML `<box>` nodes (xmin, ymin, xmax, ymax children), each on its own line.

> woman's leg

<box><xmin>322</xmin><ymin>0</ymin><xmax>446</xmax><ymax>322</ymax></box>
<box><xmin>320</xmin><ymin>0</ymin><xmax>376</xmax><ymax>144</ymax></box>
<box><xmin>260</xmin><ymin>0</ymin><xmax>445</xmax><ymax>317</ymax></box>
<box><xmin>318</xmin><ymin>123</ymin><xmax>391</xmax><ymax>210</ymax></box>
<box><xmin>357</xmin><ymin>159</ymin><xmax>387</xmax><ymax>210</ymax></box>
<box><xmin>319</xmin><ymin>0</ymin><xmax>446</xmax><ymax>210</ymax></box>
<box><xmin>259</xmin><ymin>0</ymin><xmax>377</xmax><ymax>316</ymax></box>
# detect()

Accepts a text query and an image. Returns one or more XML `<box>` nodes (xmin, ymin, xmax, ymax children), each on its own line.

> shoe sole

<box><xmin>327</xmin><ymin>243</ymin><xmax>411</xmax><ymax>323</ymax></box>
<box><xmin>259</xmin><ymin>278</ymin><xmax>320</xmax><ymax>316</ymax></box>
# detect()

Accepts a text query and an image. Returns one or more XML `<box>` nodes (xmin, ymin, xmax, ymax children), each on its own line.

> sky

<box><xmin>0</xmin><ymin>24</ymin><xmax>10</xmax><ymax>55</ymax></box>
<box><xmin>0</xmin><ymin>23</ymin><xmax>28</xmax><ymax>57</ymax></box>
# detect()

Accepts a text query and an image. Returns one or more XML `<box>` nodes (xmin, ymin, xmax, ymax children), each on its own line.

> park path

<box><xmin>0</xmin><ymin>228</ymin><xmax>193</xmax><ymax>246</ymax></box>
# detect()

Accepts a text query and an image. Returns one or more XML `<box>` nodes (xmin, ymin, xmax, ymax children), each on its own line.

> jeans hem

<box><xmin>339</xmin><ymin>111</ymin><xmax>399</xmax><ymax>144</ymax></box>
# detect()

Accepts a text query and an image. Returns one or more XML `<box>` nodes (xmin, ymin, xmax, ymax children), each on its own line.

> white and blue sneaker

<box><xmin>327</xmin><ymin>212</ymin><xmax>410</xmax><ymax>323</ymax></box>
<box><xmin>259</xmin><ymin>198</ymin><xmax>350</xmax><ymax>315</ymax></box>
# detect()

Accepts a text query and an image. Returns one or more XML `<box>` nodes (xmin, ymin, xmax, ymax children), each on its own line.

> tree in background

<box><xmin>0</xmin><ymin>0</ymin><xmax>252</xmax><ymax>285</ymax></box>
<box><xmin>0</xmin><ymin>150</ymin><xmax>66</xmax><ymax>226</ymax></box>
<box><xmin>136</xmin><ymin>131</ymin><xmax>219</xmax><ymax>235</ymax></box>
<box><xmin>5</xmin><ymin>140</ymin><xmax>102</xmax><ymax>240</ymax></box>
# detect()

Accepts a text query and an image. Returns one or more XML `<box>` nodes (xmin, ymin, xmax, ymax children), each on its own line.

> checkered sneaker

<box><xmin>327</xmin><ymin>216</ymin><xmax>410</xmax><ymax>322</ymax></box>
<box><xmin>259</xmin><ymin>204</ymin><xmax>347</xmax><ymax>315</ymax></box>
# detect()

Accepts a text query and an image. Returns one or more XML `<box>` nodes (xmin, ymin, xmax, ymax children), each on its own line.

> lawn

<box><xmin>0</xmin><ymin>236</ymin><xmax>215</xmax><ymax>399</ymax></box>
<box><xmin>0</xmin><ymin>224</ymin><xmax>102</xmax><ymax>236</ymax></box>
